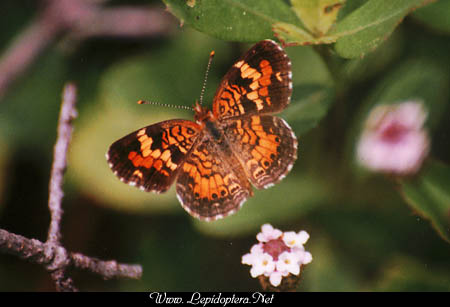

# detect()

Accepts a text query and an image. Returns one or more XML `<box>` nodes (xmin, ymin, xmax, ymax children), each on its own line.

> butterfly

<box><xmin>106</xmin><ymin>40</ymin><xmax>297</xmax><ymax>221</ymax></box>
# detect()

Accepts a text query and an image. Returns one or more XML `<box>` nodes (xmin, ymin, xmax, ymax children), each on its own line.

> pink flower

<box><xmin>242</xmin><ymin>224</ymin><xmax>312</xmax><ymax>289</ymax></box>
<box><xmin>357</xmin><ymin>101</ymin><xmax>430</xmax><ymax>175</ymax></box>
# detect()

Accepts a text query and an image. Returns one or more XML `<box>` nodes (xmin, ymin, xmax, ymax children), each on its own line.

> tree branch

<box><xmin>47</xmin><ymin>82</ymin><xmax>77</xmax><ymax>246</ymax></box>
<box><xmin>0</xmin><ymin>83</ymin><xmax>143</xmax><ymax>291</ymax></box>
<box><xmin>71</xmin><ymin>253</ymin><xmax>143</xmax><ymax>280</ymax></box>
<box><xmin>45</xmin><ymin>82</ymin><xmax>79</xmax><ymax>291</ymax></box>
<box><xmin>0</xmin><ymin>229</ymin><xmax>142</xmax><ymax>282</ymax></box>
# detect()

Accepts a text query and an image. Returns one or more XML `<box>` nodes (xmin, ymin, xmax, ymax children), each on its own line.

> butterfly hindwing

<box><xmin>176</xmin><ymin>138</ymin><xmax>252</xmax><ymax>221</ymax></box>
<box><xmin>223</xmin><ymin>115</ymin><xmax>298</xmax><ymax>189</ymax></box>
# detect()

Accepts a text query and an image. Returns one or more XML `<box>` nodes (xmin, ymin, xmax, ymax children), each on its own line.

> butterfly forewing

<box><xmin>212</xmin><ymin>40</ymin><xmax>293</xmax><ymax>120</ymax></box>
<box><xmin>107</xmin><ymin>119</ymin><xmax>201</xmax><ymax>193</ymax></box>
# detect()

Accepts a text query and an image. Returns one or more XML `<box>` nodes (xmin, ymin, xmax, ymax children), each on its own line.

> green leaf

<box><xmin>164</xmin><ymin>0</ymin><xmax>428</xmax><ymax>60</ymax></box>
<box><xmin>290</xmin><ymin>0</ymin><xmax>345</xmax><ymax>36</ymax></box>
<box><xmin>163</xmin><ymin>0</ymin><xmax>301</xmax><ymax>42</ymax></box>
<box><xmin>337</xmin><ymin>28</ymin><xmax>404</xmax><ymax>86</ymax></box>
<box><xmin>335</xmin><ymin>0</ymin><xmax>369</xmax><ymax>21</ymax></box>
<box><xmin>272</xmin><ymin>21</ymin><xmax>337</xmax><ymax>46</ymax></box>
<box><xmin>273</xmin><ymin>0</ymin><xmax>428</xmax><ymax>55</ymax></box>
<box><xmin>331</xmin><ymin>0</ymin><xmax>427</xmax><ymax>58</ymax></box>
<box><xmin>413</xmin><ymin>0</ymin><xmax>450</xmax><ymax>33</ymax></box>
<box><xmin>400</xmin><ymin>160</ymin><xmax>450</xmax><ymax>243</ymax></box>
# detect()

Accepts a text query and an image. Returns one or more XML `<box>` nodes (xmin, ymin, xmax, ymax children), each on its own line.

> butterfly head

<box><xmin>194</xmin><ymin>100</ymin><xmax>213</xmax><ymax>124</ymax></box>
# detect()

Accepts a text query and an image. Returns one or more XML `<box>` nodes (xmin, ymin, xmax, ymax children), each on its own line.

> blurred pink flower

<box><xmin>357</xmin><ymin>101</ymin><xmax>430</xmax><ymax>175</ymax></box>
<box><xmin>242</xmin><ymin>224</ymin><xmax>312</xmax><ymax>289</ymax></box>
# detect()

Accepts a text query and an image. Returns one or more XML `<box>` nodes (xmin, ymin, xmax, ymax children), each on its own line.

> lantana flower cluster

<box><xmin>357</xmin><ymin>101</ymin><xmax>430</xmax><ymax>175</ymax></box>
<box><xmin>242</xmin><ymin>224</ymin><xmax>312</xmax><ymax>288</ymax></box>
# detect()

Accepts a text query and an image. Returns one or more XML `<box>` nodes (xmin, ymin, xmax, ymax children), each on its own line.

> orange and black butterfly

<box><xmin>107</xmin><ymin>40</ymin><xmax>297</xmax><ymax>221</ymax></box>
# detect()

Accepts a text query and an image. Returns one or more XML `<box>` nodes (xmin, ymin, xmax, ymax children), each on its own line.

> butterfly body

<box><xmin>107</xmin><ymin>40</ymin><xmax>297</xmax><ymax>221</ymax></box>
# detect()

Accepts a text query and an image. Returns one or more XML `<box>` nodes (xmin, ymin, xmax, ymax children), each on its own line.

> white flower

<box><xmin>276</xmin><ymin>251</ymin><xmax>301</xmax><ymax>275</ymax></box>
<box><xmin>357</xmin><ymin>101</ymin><xmax>429</xmax><ymax>175</ymax></box>
<box><xmin>250</xmin><ymin>243</ymin><xmax>264</xmax><ymax>254</ymax></box>
<box><xmin>241</xmin><ymin>252</ymin><xmax>257</xmax><ymax>266</ymax></box>
<box><xmin>256</xmin><ymin>224</ymin><xmax>282</xmax><ymax>242</ymax></box>
<box><xmin>268</xmin><ymin>271</ymin><xmax>283</xmax><ymax>287</ymax></box>
<box><xmin>302</xmin><ymin>251</ymin><xmax>313</xmax><ymax>264</ymax></box>
<box><xmin>249</xmin><ymin>253</ymin><xmax>275</xmax><ymax>278</ymax></box>
<box><xmin>242</xmin><ymin>224</ymin><xmax>313</xmax><ymax>289</ymax></box>
<box><xmin>241</xmin><ymin>243</ymin><xmax>264</xmax><ymax>266</ymax></box>
<box><xmin>283</xmin><ymin>230</ymin><xmax>309</xmax><ymax>248</ymax></box>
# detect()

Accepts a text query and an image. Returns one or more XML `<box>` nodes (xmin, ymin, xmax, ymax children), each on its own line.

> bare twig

<box><xmin>0</xmin><ymin>83</ymin><xmax>143</xmax><ymax>291</ymax></box>
<box><xmin>71</xmin><ymin>253</ymin><xmax>143</xmax><ymax>280</ymax></box>
<box><xmin>45</xmin><ymin>82</ymin><xmax>78</xmax><ymax>291</ymax></box>
<box><xmin>0</xmin><ymin>229</ymin><xmax>143</xmax><ymax>281</ymax></box>
<box><xmin>0</xmin><ymin>228</ymin><xmax>77</xmax><ymax>292</ymax></box>
<box><xmin>0</xmin><ymin>229</ymin><xmax>47</xmax><ymax>264</ymax></box>
<box><xmin>47</xmin><ymin>83</ymin><xmax>77</xmax><ymax>246</ymax></box>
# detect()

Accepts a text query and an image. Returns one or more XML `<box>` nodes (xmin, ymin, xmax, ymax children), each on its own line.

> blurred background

<box><xmin>0</xmin><ymin>0</ymin><xmax>449</xmax><ymax>291</ymax></box>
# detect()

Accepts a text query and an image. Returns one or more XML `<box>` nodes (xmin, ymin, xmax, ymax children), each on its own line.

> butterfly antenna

<box><xmin>137</xmin><ymin>100</ymin><xmax>194</xmax><ymax>111</ymax></box>
<box><xmin>199</xmin><ymin>50</ymin><xmax>215</xmax><ymax>105</ymax></box>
